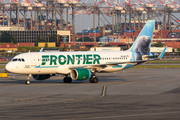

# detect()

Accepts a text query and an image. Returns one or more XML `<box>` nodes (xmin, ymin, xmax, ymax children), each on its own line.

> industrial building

<box><xmin>0</xmin><ymin>29</ymin><xmax>70</xmax><ymax>43</ymax></box>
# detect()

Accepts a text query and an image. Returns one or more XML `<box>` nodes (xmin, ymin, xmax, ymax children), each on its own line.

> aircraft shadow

<box><xmin>0</xmin><ymin>77</ymin><xmax>125</xmax><ymax>84</ymax></box>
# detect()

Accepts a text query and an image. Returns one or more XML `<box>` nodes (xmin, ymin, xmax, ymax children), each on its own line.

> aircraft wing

<box><xmin>68</xmin><ymin>59</ymin><xmax>157</xmax><ymax>70</ymax></box>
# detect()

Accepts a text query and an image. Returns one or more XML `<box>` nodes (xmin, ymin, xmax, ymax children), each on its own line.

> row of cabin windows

<box><xmin>39</xmin><ymin>57</ymin><xmax>128</xmax><ymax>61</ymax></box>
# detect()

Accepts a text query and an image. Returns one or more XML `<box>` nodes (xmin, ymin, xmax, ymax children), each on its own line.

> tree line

<box><xmin>0</xmin><ymin>32</ymin><xmax>17</xmax><ymax>44</ymax></box>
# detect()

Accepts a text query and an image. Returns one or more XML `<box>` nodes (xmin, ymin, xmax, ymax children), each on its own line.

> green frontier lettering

<box><xmin>41</xmin><ymin>55</ymin><xmax>49</xmax><ymax>65</ymax></box>
<box><xmin>86</xmin><ymin>54</ymin><xmax>92</xmax><ymax>64</ymax></box>
<box><xmin>76</xmin><ymin>55</ymin><xmax>82</xmax><ymax>65</ymax></box>
<box><xmin>50</xmin><ymin>55</ymin><xmax>57</xmax><ymax>65</ymax></box>
<box><xmin>67</xmin><ymin>55</ymin><xmax>75</xmax><ymax>65</ymax></box>
<box><xmin>83</xmin><ymin>55</ymin><xmax>86</xmax><ymax>64</ymax></box>
<box><xmin>58</xmin><ymin>55</ymin><xmax>66</xmax><ymax>65</ymax></box>
<box><xmin>93</xmin><ymin>54</ymin><xmax>101</xmax><ymax>64</ymax></box>
<box><xmin>41</xmin><ymin>54</ymin><xmax>101</xmax><ymax>66</ymax></box>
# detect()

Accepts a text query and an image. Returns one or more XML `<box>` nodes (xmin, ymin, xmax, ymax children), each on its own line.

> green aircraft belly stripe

<box><xmin>35</xmin><ymin>65</ymin><xmax>58</xmax><ymax>68</ymax></box>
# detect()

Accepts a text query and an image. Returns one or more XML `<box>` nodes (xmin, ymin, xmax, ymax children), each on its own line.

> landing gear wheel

<box><xmin>63</xmin><ymin>77</ymin><xmax>72</xmax><ymax>83</ymax></box>
<box><xmin>93</xmin><ymin>77</ymin><xmax>98</xmax><ymax>83</ymax></box>
<box><xmin>89</xmin><ymin>77</ymin><xmax>94</xmax><ymax>83</ymax></box>
<box><xmin>25</xmin><ymin>80</ymin><xmax>30</xmax><ymax>85</ymax></box>
<box><xmin>25</xmin><ymin>74</ymin><xmax>31</xmax><ymax>85</ymax></box>
<box><xmin>89</xmin><ymin>77</ymin><xmax>98</xmax><ymax>83</ymax></box>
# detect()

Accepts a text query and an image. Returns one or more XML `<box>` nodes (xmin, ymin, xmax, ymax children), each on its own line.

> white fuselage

<box><xmin>5</xmin><ymin>51</ymin><xmax>134</xmax><ymax>75</ymax></box>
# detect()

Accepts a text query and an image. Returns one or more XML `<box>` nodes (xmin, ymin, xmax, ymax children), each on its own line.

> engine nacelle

<box><xmin>32</xmin><ymin>74</ymin><xmax>51</xmax><ymax>80</ymax></box>
<box><xmin>70</xmin><ymin>68</ymin><xmax>91</xmax><ymax>80</ymax></box>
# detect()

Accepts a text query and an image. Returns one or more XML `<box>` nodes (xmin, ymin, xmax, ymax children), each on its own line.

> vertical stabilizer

<box><xmin>129</xmin><ymin>20</ymin><xmax>155</xmax><ymax>53</ymax></box>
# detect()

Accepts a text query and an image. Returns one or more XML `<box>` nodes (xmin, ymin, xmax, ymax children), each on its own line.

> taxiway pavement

<box><xmin>0</xmin><ymin>68</ymin><xmax>180</xmax><ymax>120</ymax></box>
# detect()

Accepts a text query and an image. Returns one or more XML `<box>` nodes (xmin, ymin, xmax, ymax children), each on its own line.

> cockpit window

<box><xmin>12</xmin><ymin>59</ymin><xmax>17</xmax><ymax>61</ymax></box>
<box><xmin>12</xmin><ymin>58</ymin><xmax>25</xmax><ymax>62</ymax></box>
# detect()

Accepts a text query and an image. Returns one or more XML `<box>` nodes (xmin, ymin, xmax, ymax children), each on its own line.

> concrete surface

<box><xmin>0</xmin><ymin>68</ymin><xmax>179</xmax><ymax>120</ymax></box>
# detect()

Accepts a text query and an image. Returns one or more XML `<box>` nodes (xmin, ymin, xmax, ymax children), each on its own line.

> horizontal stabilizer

<box><xmin>142</xmin><ymin>55</ymin><xmax>159</xmax><ymax>60</ymax></box>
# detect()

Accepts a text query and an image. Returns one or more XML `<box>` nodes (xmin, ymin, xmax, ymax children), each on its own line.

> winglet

<box><xmin>39</xmin><ymin>48</ymin><xmax>43</xmax><ymax>52</ymax></box>
<box><xmin>158</xmin><ymin>46</ymin><xmax>167</xmax><ymax>59</ymax></box>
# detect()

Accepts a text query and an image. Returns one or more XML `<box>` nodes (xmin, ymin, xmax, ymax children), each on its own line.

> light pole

<box><xmin>161</xmin><ymin>25</ymin><xmax>162</xmax><ymax>42</ymax></box>
<box><xmin>48</xmin><ymin>32</ymin><xmax>50</xmax><ymax>42</ymax></box>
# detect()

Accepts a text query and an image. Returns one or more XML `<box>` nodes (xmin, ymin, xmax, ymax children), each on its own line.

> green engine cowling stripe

<box><xmin>75</xmin><ymin>68</ymin><xmax>91</xmax><ymax>80</ymax></box>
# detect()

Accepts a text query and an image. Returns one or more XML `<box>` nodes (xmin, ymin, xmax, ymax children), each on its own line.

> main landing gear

<box><xmin>89</xmin><ymin>76</ymin><xmax>99</xmax><ymax>83</ymax></box>
<box><xmin>63</xmin><ymin>75</ymin><xmax>72</xmax><ymax>83</ymax></box>
<box><xmin>89</xmin><ymin>72</ymin><xmax>98</xmax><ymax>83</ymax></box>
<box><xmin>25</xmin><ymin>74</ymin><xmax>31</xmax><ymax>85</ymax></box>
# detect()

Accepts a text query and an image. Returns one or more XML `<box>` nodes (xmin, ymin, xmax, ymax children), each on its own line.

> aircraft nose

<box><xmin>5</xmin><ymin>63</ymin><xmax>13</xmax><ymax>73</ymax></box>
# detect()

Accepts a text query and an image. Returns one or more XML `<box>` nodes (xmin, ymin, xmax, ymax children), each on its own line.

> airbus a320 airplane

<box><xmin>5</xmin><ymin>20</ymin><xmax>167</xmax><ymax>85</ymax></box>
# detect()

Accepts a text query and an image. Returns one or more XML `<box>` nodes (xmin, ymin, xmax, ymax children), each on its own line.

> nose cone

<box><xmin>5</xmin><ymin>63</ymin><xmax>14</xmax><ymax>73</ymax></box>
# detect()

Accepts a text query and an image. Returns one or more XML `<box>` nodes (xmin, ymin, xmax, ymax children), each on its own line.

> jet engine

<box><xmin>32</xmin><ymin>74</ymin><xmax>51</xmax><ymax>80</ymax></box>
<box><xmin>70</xmin><ymin>68</ymin><xmax>91</xmax><ymax>80</ymax></box>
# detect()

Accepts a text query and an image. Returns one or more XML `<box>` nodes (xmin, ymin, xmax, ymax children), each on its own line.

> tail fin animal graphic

<box><xmin>129</xmin><ymin>20</ymin><xmax>155</xmax><ymax>53</ymax></box>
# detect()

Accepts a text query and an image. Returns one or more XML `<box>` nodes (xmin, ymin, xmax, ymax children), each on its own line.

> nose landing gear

<box><xmin>25</xmin><ymin>74</ymin><xmax>31</xmax><ymax>85</ymax></box>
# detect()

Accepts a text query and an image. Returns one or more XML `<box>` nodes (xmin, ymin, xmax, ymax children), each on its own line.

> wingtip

<box><xmin>158</xmin><ymin>46</ymin><xmax>167</xmax><ymax>59</ymax></box>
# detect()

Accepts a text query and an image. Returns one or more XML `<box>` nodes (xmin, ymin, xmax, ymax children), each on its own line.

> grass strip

<box><xmin>0</xmin><ymin>66</ymin><xmax>5</xmax><ymax>68</ymax></box>
<box><xmin>133</xmin><ymin>65</ymin><xmax>180</xmax><ymax>68</ymax></box>
<box><xmin>147</xmin><ymin>61</ymin><xmax>180</xmax><ymax>64</ymax></box>
<box><xmin>0</xmin><ymin>61</ymin><xmax>9</xmax><ymax>64</ymax></box>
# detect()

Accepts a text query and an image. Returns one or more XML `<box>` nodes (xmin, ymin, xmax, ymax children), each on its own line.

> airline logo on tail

<box><xmin>130</xmin><ymin>20</ymin><xmax>155</xmax><ymax>52</ymax></box>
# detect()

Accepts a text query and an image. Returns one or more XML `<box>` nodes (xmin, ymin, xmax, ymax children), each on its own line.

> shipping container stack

<box><xmin>152</xmin><ymin>32</ymin><xmax>159</xmax><ymax>41</ymax></box>
<box><xmin>133</xmin><ymin>30</ymin><xmax>141</xmax><ymax>37</ymax></box>
<box><xmin>103</xmin><ymin>30</ymin><xmax>112</xmax><ymax>36</ymax></box>
<box><xmin>76</xmin><ymin>33</ymin><xmax>89</xmax><ymax>38</ymax></box>
<box><xmin>123</xmin><ymin>30</ymin><xmax>134</xmax><ymax>37</ymax></box>
<box><xmin>88</xmin><ymin>30</ymin><xmax>101</xmax><ymax>38</ymax></box>
<box><xmin>155</xmin><ymin>22</ymin><xmax>162</xmax><ymax>30</ymax></box>
<box><xmin>77</xmin><ymin>29</ymin><xmax>101</xmax><ymax>39</ymax></box>
<box><xmin>80</xmin><ymin>42</ymin><xmax>98</xmax><ymax>47</ymax></box>
<box><xmin>0</xmin><ymin>43</ymin><xmax>18</xmax><ymax>51</ymax></box>
<box><xmin>158</xmin><ymin>30</ymin><xmax>169</xmax><ymax>39</ymax></box>
<box><xmin>0</xmin><ymin>14</ymin><xmax>8</xmax><ymax>26</ymax></box>
<box><xmin>0</xmin><ymin>14</ymin><xmax>72</xmax><ymax>31</ymax></box>
<box><xmin>165</xmin><ymin>42</ymin><xmax>180</xmax><ymax>49</ymax></box>
<box><xmin>167</xmin><ymin>32</ymin><xmax>180</xmax><ymax>38</ymax></box>
<box><xmin>168</xmin><ymin>30</ymin><xmax>180</xmax><ymax>38</ymax></box>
